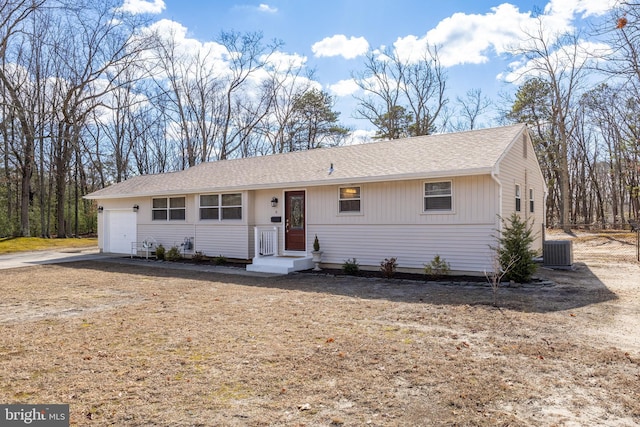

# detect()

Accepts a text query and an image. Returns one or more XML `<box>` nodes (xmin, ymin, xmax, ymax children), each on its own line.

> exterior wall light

<box><xmin>271</xmin><ymin>197</ymin><xmax>278</xmax><ymax>207</ymax></box>
<box><xmin>133</xmin><ymin>204</ymin><xmax>139</xmax><ymax>212</ymax></box>
<box><xmin>98</xmin><ymin>206</ymin><xmax>104</xmax><ymax>213</ymax></box>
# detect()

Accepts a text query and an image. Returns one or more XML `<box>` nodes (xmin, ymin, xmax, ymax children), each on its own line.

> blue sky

<box><xmin>118</xmin><ymin>0</ymin><xmax>619</xmax><ymax>134</ymax></box>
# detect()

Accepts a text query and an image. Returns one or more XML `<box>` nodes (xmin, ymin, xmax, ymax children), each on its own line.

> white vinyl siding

<box><xmin>304</xmin><ymin>177</ymin><xmax>496</xmax><ymax>226</ymax></box>
<box><xmin>308</xmin><ymin>224</ymin><xmax>495</xmax><ymax>273</ymax></box>
<box><xmin>137</xmin><ymin>223</ymin><xmax>250</xmax><ymax>259</ymax></box>
<box><xmin>302</xmin><ymin>177</ymin><xmax>499</xmax><ymax>272</ymax></box>
<box><xmin>496</xmin><ymin>129</ymin><xmax>546</xmax><ymax>252</ymax></box>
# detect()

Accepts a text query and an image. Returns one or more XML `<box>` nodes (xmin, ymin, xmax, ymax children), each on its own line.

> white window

<box><xmin>199</xmin><ymin>195</ymin><xmax>219</xmax><ymax>220</ymax></box>
<box><xmin>199</xmin><ymin>193</ymin><xmax>242</xmax><ymax>220</ymax></box>
<box><xmin>339</xmin><ymin>186</ymin><xmax>361</xmax><ymax>213</ymax></box>
<box><xmin>515</xmin><ymin>184</ymin><xmax>521</xmax><ymax>212</ymax></box>
<box><xmin>529</xmin><ymin>188</ymin><xmax>534</xmax><ymax>213</ymax></box>
<box><xmin>152</xmin><ymin>197</ymin><xmax>185</xmax><ymax>221</ymax></box>
<box><xmin>424</xmin><ymin>181</ymin><xmax>452</xmax><ymax>211</ymax></box>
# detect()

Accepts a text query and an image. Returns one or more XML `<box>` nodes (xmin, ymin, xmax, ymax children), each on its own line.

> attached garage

<box><xmin>103</xmin><ymin>210</ymin><xmax>137</xmax><ymax>254</ymax></box>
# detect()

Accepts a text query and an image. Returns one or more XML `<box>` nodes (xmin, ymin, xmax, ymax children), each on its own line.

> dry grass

<box><xmin>0</xmin><ymin>237</ymin><xmax>97</xmax><ymax>255</ymax></box>
<box><xmin>0</xmin><ymin>231</ymin><xmax>639</xmax><ymax>426</ymax></box>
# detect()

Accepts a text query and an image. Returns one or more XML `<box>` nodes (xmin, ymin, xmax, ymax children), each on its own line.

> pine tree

<box><xmin>496</xmin><ymin>213</ymin><xmax>538</xmax><ymax>283</ymax></box>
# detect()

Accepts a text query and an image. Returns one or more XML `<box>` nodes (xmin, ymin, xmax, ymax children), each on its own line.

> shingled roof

<box><xmin>85</xmin><ymin>124</ymin><xmax>527</xmax><ymax>199</ymax></box>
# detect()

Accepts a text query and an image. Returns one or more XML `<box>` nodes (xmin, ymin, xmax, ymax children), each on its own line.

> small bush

<box><xmin>155</xmin><ymin>244</ymin><xmax>165</xmax><ymax>260</ymax></box>
<box><xmin>165</xmin><ymin>245</ymin><xmax>182</xmax><ymax>261</ymax></box>
<box><xmin>424</xmin><ymin>254</ymin><xmax>451</xmax><ymax>279</ymax></box>
<box><xmin>192</xmin><ymin>251</ymin><xmax>206</xmax><ymax>263</ymax></box>
<box><xmin>380</xmin><ymin>257</ymin><xmax>397</xmax><ymax>278</ymax></box>
<box><xmin>342</xmin><ymin>258</ymin><xmax>360</xmax><ymax>275</ymax></box>
<box><xmin>212</xmin><ymin>255</ymin><xmax>227</xmax><ymax>265</ymax></box>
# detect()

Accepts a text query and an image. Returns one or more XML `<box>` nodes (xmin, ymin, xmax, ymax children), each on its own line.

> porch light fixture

<box><xmin>271</xmin><ymin>197</ymin><xmax>278</xmax><ymax>207</ymax></box>
<box><xmin>133</xmin><ymin>204</ymin><xmax>139</xmax><ymax>212</ymax></box>
<box><xmin>98</xmin><ymin>206</ymin><xmax>104</xmax><ymax>213</ymax></box>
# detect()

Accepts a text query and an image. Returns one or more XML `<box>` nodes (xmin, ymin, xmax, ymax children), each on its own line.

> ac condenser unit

<box><xmin>543</xmin><ymin>240</ymin><xmax>573</xmax><ymax>268</ymax></box>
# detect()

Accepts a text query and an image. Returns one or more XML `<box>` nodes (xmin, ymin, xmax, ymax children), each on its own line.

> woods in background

<box><xmin>1</xmin><ymin>0</ymin><xmax>639</xmax><ymax>237</ymax></box>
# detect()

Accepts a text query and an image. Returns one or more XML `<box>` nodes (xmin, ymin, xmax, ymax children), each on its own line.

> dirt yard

<box><xmin>0</xmin><ymin>231</ymin><xmax>639</xmax><ymax>426</ymax></box>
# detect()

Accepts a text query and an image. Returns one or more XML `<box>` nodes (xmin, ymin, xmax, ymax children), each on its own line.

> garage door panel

<box><xmin>106</xmin><ymin>211</ymin><xmax>137</xmax><ymax>254</ymax></box>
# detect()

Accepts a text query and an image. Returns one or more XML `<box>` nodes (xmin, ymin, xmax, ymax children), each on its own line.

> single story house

<box><xmin>85</xmin><ymin>124</ymin><xmax>546</xmax><ymax>274</ymax></box>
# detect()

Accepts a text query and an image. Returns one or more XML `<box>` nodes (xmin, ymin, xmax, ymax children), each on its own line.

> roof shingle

<box><xmin>86</xmin><ymin>124</ymin><xmax>526</xmax><ymax>199</ymax></box>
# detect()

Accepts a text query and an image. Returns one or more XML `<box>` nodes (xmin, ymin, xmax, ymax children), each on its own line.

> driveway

<box><xmin>0</xmin><ymin>247</ymin><xmax>110</xmax><ymax>270</ymax></box>
<box><xmin>0</xmin><ymin>248</ymin><xmax>276</xmax><ymax>277</ymax></box>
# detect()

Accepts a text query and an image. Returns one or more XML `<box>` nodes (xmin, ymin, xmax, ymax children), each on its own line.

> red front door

<box><xmin>285</xmin><ymin>190</ymin><xmax>305</xmax><ymax>251</ymax></box>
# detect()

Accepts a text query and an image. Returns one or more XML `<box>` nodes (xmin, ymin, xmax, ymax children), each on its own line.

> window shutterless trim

<box><xmin>199</xmin><ymin>192</ymin><xmax>242</xmax><ymax>221</ymax></box>
<box><xmin>338</xmin><ymin>186</ymin><xmax>362</xmax><ymax>214</ymax></box>
<box><xmin>423</xmin><ymin>180</ymin><xmax>453</xmax><ymax>212</ymax></box>
<box><xmin>152</xmin><ymin>196</ymin><xmax>186</xmax><ymax>221</ymax></box>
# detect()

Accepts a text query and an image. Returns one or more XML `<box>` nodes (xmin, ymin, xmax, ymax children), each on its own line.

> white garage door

<box><xmin>105</xmin><ymin>211</ymin><xmax>137</xmax><ymax>254</ymax></box>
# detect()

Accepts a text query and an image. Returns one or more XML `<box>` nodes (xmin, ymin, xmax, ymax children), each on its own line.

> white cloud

<box><xmin>141</xmin><ymin>19</ymin><xmax>322</xmax><ymax>108</ymax></box>
<box><xmin>345</xmin><ymin>129</ymin><xmax>376</xmax><ymax>145</ymax></box>
<box><xmin>258</xmin><ymin>3</ymin><xmax>278</xmax><ymax>13</ymax></box>
<box><xmin>328</xmin><ymin>79</ymin><xmax>360</xmax><ymax>97</ymax></box>
<box><xmin>264</xmin><ymin>51</ymin><xmax>308</xmax><ymax>71</ymax></box>
<box><xmin>500</xmin><ymin>40</ymin><xmax>612</xmax><ymax>84</ymax></box>
<box><xmin>312</xmin><ymin>35</ymin><xmax>369</xmax><ymax>59</ymax></box>
<box><xmin>391</xmin><ymin>1</ymin><xmax>617</xmax><ymax>69</ymax></box>
<box><xmin>418</xmin><ymin>4</ymin><xmax>531</xmax><ymax>67</ymax></box>
<box><xmin>142</xmin><ymin>19</ymin><xmax>230</xmax><ymax>80</ymax></box>
<box><xmin>116</xmin><ymin>0</ymin><xmax>165</xmax><ymax>14</ymax></box>
<box><xmin>544</xmin><ymin>0</ymin><xmax>618</xmax><ymax>19</ymax></box>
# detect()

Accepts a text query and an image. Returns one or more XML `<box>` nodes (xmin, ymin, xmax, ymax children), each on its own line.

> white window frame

<box><xmin>152</xmin><ymin>196</ymin><xmax>186</xmax><ymax>221</ymax></box>
<box><xmin>338</xmin><ymin>186</ymin><xmax>362</xmax><ymax>214</ymax></box>
<box><xmin>529</xmin><ymin>188</ymin><xmax>534</xmax><ymax>213</ymax></box>
<box><xmin>423</xmin><ymin>180</ymin><xmax>453</xmax><ymax>213</ymax></box>
<box><xmin>198</xmin><ymin>193</ymin><xmax>243</xmax><ymax>221</ymax></box>
<box><xmin>199</xmin><ymin>194</ymin><xmax>220</xmax><ymax>220</ymax></box>
<box><xmin>515</xmin><ymin>184</ymin><xmax>522</xmax><ymax>212</ymax></box>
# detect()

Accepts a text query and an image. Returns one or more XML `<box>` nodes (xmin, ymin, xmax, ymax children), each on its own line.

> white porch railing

<box><xmin>254</xmin><ymin>226</ymin><xmax>279</xmax><ymax>258</ymax></box>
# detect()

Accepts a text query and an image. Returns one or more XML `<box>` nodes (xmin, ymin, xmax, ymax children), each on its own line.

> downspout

<box><xmin>491</xmin><ymin>167</ymin><xmax>502</xmax><ymax>232</ymax></box>
<box><xmin>490</xmin><ymin>168</ymin><xmax>502</xmax><ymax>272</ymax></box>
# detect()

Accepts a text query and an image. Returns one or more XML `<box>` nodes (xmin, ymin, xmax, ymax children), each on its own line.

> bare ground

<box><xmin>0</xmin><ymin>231</ymin><xmax>639</xmax><ymax>426</ymax></box>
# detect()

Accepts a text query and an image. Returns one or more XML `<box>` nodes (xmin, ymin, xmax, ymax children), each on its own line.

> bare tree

<box><xmin>353</xmin><ymin>50</ymin><xmax>404</xmax><ymax>139</ymax></box>
<box><xmin>506</xmin><ymin>18</ymin><xmax>593</xmax><ymax>231</ymax></box>
<box><xmin>46</xmin><ymin>0</ymin><xmax>153</xmax><ymax>237</ymax></box>
<box><xmin>454</xmin><ymin>88</ymin><xmax>492</xmax><ymax>131</ymax></box>
<box><xmin>0</xmin><ymin>0</ymin><xmax>47</xmax><ymax>236</ymax></box>
<box><xmin>217</xmin><ymin>31</ymin><xmax>282</xmax><ymax>160</ymax></box>
<box><xmin>401</xmin><ymin>47</ymin><xmax>447</xmax><ymax>136</ymax></box>
<box><xmin>353</xmin><ymin>45</ymin><xmax>447</xmax><ymax>139</ymax></box>
<box><xmin>148</xmin><ymin>28</ymin><xmax>224</xmax><ymax>168</ymax></box>
<box><xmin>258</xmin><ymin>59</ymin><xmax>314</xmax><ymax>154</ymax></box>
